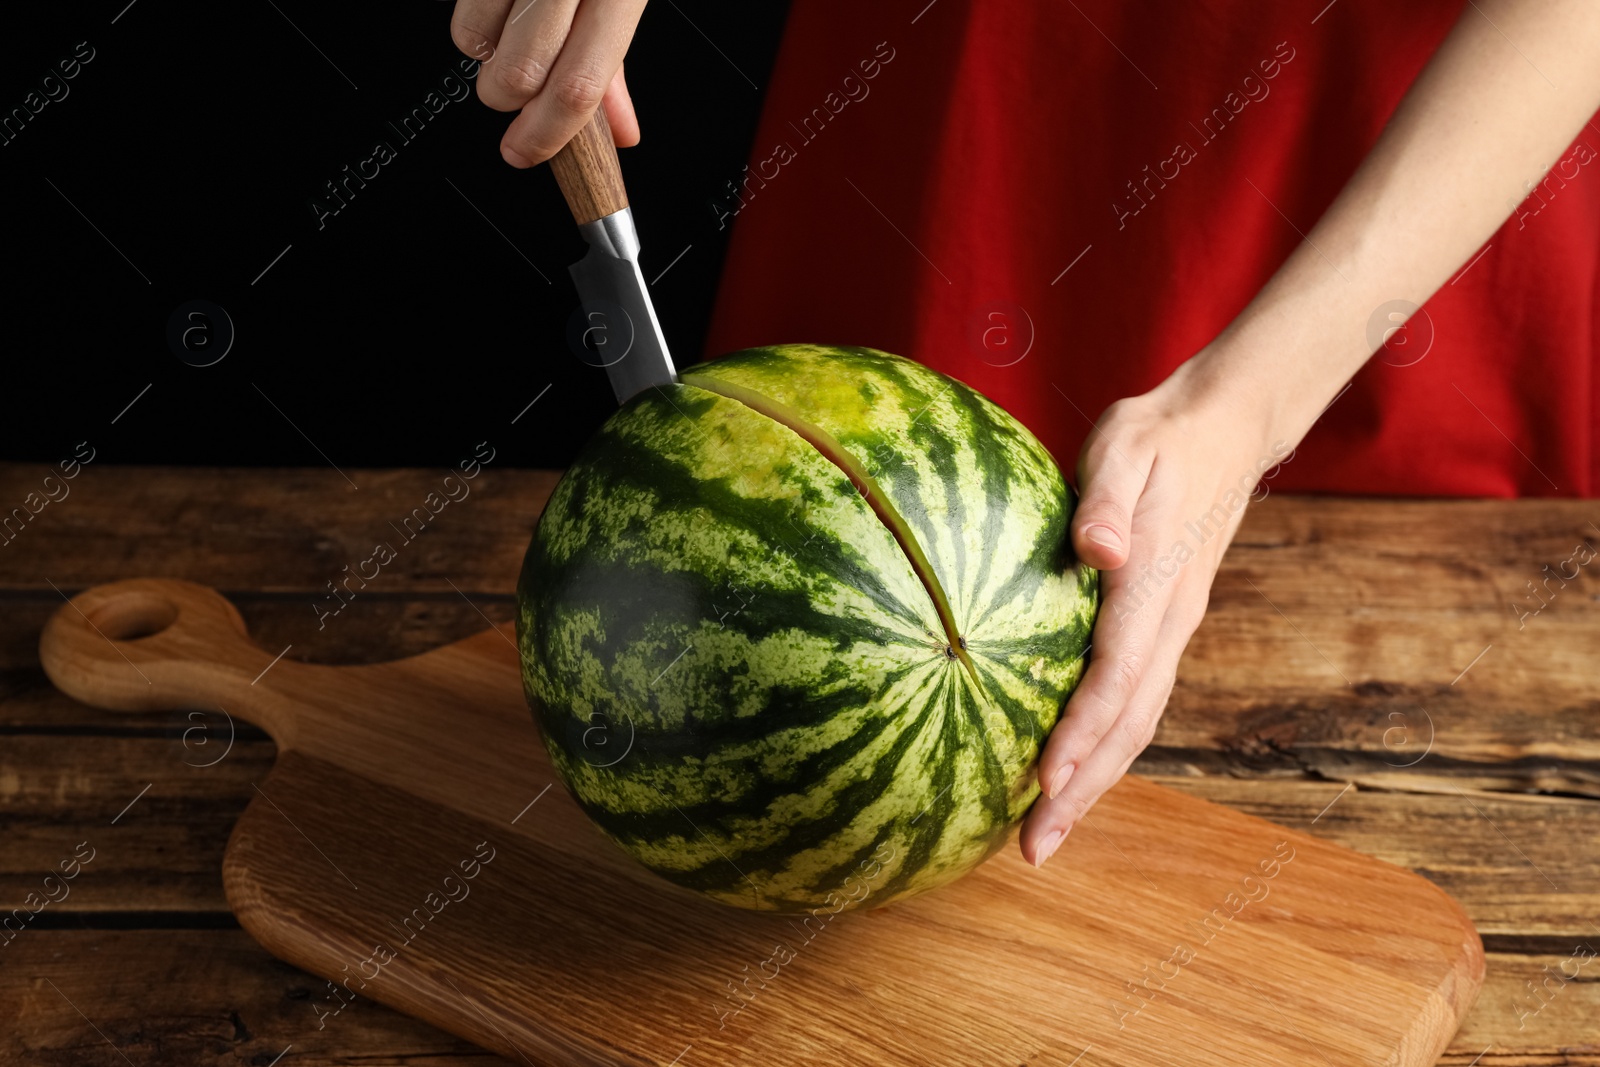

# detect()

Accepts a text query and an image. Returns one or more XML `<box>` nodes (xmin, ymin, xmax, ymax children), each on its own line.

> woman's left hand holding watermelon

<box><xmin>1022</xmin><ymin>0</ymin><xmax>1600</xmax><ymax>866</ymax></box>
<box><xmin>1020</xmin><ymin>354</ymin><xmax>1285</xmax><ymax>867</ymax></box>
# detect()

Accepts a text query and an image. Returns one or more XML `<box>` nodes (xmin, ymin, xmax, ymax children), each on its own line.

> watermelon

<box><xmin>516</xmin><ymin>345</ymin><xmax>1097</xmax><ymax>913</ymax></box>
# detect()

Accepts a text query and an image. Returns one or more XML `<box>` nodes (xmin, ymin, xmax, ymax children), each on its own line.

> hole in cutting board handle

<box><xmin>86</xmin><ymin>591</ymin><xmax>180</xmax><ymax>642</ymax></box>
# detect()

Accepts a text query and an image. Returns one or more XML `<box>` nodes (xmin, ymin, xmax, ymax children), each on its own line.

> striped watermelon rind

<box><xmin>517</xmin><ymin>345</ymin><xmax>1097</xmax><ymax>912</ymax></box>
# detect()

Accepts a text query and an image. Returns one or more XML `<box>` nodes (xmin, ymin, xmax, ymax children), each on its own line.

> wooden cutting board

<box><xmin>40</xmin><ymin>578</ymin><xmax>1483</xmax><ymax>1066</ymax></box>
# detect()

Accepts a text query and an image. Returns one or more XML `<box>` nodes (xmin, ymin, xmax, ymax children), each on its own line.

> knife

<box><xmin>549</xmin><ymin>109</ymin><xmax>677</xmax><ymax>404</ymax></box>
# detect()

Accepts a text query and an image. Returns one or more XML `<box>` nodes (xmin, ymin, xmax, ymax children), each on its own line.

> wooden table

<box><xmin>1</xmin><ymin>464</ymin><xmax>1595</xmax><ymax>1065</ymax></box>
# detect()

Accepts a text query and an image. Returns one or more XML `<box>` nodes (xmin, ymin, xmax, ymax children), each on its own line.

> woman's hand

<box><xmin>1020</xmin><ymin>0</ymin><xmax>1600</xmax><ymax>867</ymax></box>
<box><xmin>451</xmin><ymin>0</ymin><xmax>648</xmax><ymax>168</ymax></box>
<box><xmin>1020</xmin><ymin>356</ymin><xmax>1285</xmax><ymax>866</ymax></box>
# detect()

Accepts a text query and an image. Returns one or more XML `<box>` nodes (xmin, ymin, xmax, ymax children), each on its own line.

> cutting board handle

<box><xmin>548</xmin><ymin>108</ymin><xmax>630</xmax><ymax>226</ymax></box>
<box><xmin>39</xmin><ymin>578</ymin><xmax>299</xmax><ymax>739</ymax></box>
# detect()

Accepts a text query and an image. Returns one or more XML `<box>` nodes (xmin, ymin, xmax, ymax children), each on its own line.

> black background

<box><xmin>2</xmin><ymin>1</ymin><xmax>791</xmax><ymax>468</ymax></box>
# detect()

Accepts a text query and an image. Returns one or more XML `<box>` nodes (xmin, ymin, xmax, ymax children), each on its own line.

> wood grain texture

<box><xmin>4</xmin><ymin>465</ymin><xmax>1597</xmax><ymax>1063</ymax></box>
<box><xmin>35</xmin><ymin>578</ymin><xmax>1483</xmax><ymax>1066</ymax></box>
<box><xmin>0</xmin><ymin>932</ymin><xmax>1585</xmax><ymax>1066</ymax></box>
<box><xmin>0</xmin><ymin>930</ymin><xmax>502</xmax><ymax>1066</ymax></box>
<box><xmin>1156</xmin><ymin>778</ymin><xmax>1600</xmax><ymax>938</ymax></box>
<box><xmin>1448</xmin><ymin>950</ymin><xmax>1600</xmax><ymax>1062</ymax></box>
<box><xmin>5</xmin><ymin>732</ymin><xmax>1590</xmax><ymax>937</ymax></box>
<box><xmin>0</xmin><ymin>463</ymin><xmax>554</xmax><ymax>593</ymax></box>
<box><xmin>548</xmin><ymin>109</ymin><xmax>629</xmax><ymax>225</ymax></box>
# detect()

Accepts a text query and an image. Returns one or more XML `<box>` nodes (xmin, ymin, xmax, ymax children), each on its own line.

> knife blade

<box><xmin>549</xmin><ymin>111</ymin><xmax>677</xmax><ymax>405</ymax></box>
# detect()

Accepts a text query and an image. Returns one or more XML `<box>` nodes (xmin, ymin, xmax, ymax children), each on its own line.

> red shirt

<box><xmin>706</xmin><ymin>0</ymin><xmax>1600</xmax><ymax>497</ymax></box>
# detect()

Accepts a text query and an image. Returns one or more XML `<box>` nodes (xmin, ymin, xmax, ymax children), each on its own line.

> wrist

<box><xmin>1179</xmin><ymin>294</ymin><xmax>1368</xmax><ymax>452</ymax></box>
<box><xmin>1154</xmin><ymin>345</ymin><xmax>1292</xmax><ymax>466</ymax></box>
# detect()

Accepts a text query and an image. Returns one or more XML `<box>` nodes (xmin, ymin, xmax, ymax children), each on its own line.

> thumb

<box><xmin>603</xmin><ymin>64</ymin><xmax>640</xmax><ymax>147</ymax></box>
<box><xmin>1071</xmin><ymin>444</ymin><xmax>1148</xmax><ymax>570</ymax></box>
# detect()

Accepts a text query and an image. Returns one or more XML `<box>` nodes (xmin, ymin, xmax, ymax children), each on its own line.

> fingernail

<box><xmin>502</xmin><ymin>146</ymin><xmax>533</xmax><ymax>168</ymax></box>
<box><xmin>1046</xmin><ymin>762</ymin><xmax>1074</xmax><ymax>800</ymax></box>
<box><xmin>1035</xmin><ymin>827</ymin><xmax>1067</xmax><ymax>867</ymax></box>
<box><xmin>1086</xmin><ymin>526</ymin><xmax>1122</xmax><ymax>551</ymax></box>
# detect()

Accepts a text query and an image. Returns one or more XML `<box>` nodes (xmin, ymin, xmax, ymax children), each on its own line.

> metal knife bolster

<box><xmin>577</xmin><ymin>206</ymin><xmax>644</xmax><ymax>260</ymax></box>
<box><xmin>569</xmin><ymin>207</ymin><xmax>678</xmax><ymax>405</ymax></box>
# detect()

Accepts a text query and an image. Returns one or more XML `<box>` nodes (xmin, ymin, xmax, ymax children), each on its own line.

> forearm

<box><xmin>1028</xmin><ymin>0</ymin><xmax>1600</xmax><ymax>862</ymax></box>
<box><xmin>1182</xmin><ymin>0</ymin><xmax>1600</xmax><ymax>450</ymax></box>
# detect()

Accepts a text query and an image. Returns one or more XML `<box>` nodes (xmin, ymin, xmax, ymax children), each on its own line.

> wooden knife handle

<box><xmin>549</xmin><ymin>109</ymin><xmax>629</xmax><ymax>226</ymax></box>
